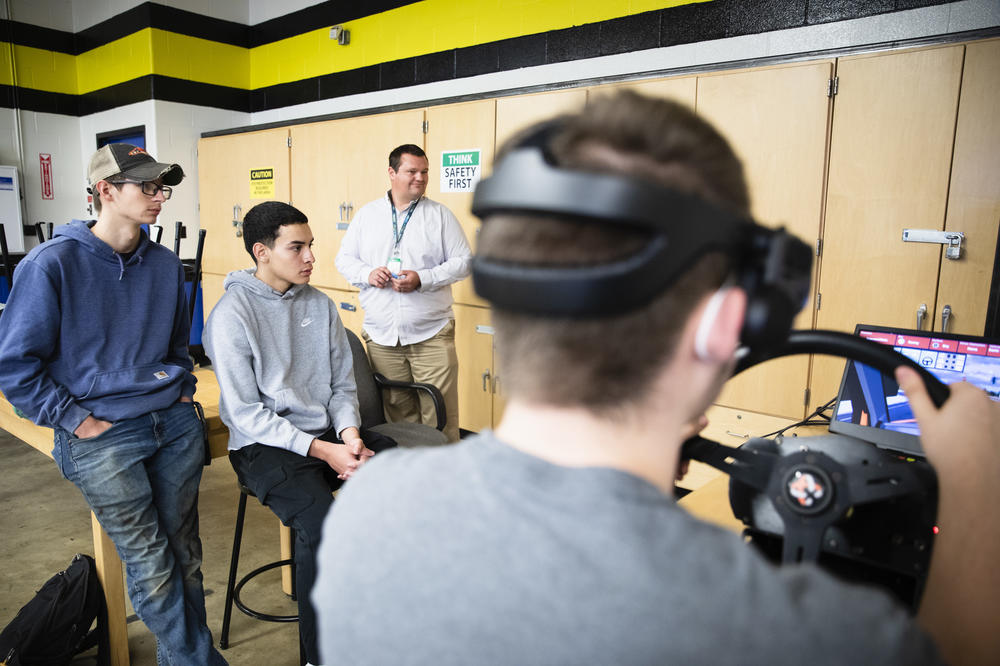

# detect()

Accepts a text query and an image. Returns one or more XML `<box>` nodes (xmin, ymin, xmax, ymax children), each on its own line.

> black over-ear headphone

<box><xmin>469</xmin><ymin>122</ymin><xmax>814</xmax><ymax>350</ymax></box>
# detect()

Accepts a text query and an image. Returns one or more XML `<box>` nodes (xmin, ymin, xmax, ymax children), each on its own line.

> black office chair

<box><xmin>34</xmin><ymin>222</ymin><xmax>53</xmax><ymax>244</ymax></box>
<box><xmin>345</xmin><ymin>329</ymin><xmax>450</xmax><ymax>447</ymax></box>
<box><xmin>0</xmin><ymin>223</ymin><xmax>12</xmax><ymax>317</ymax></box>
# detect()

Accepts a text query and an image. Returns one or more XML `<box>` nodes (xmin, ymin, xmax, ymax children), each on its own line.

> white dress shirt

<box><xmin>335</xmin><ymin>194</ymin><xmax>472</xmax><ymax>346</ymax></box>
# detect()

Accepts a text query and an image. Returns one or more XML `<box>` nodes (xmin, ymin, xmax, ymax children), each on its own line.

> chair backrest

<box><xmin>0</xmin><ymin>222</ymin><xmax>13</xmax><ymax>294</ymax></box>
<box><xmin>345</xmin><ymin>329</ymin><xmax>386</xmax><ymax>429</ymax></box>
<box><xmin>34</xmin><ymin>222</ymin><xmax>46</xmax><ymax>244</ymax></box>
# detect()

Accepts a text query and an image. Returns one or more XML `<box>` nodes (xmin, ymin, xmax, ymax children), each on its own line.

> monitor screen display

<box><xmin>829</xmin><ymin>324</ymin><xmax>1000</xmax><ymax>457</ymax></box>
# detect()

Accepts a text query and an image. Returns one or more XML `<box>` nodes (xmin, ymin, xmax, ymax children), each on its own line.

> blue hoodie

<box><xmin>0</xmin><ymin>220</ymin><xmax>196</xmax><ymax>433</ymax></box>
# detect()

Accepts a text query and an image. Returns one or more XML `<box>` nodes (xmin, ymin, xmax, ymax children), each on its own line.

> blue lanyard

<box><xmin>389</xmin><ymin>192</ymin><xmax>419</xmax><ymax>249</ymax></box>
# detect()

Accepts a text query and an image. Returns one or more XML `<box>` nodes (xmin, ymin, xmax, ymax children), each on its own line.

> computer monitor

<box><xmin>829</xmin><ymin>324</ymin><xmax>1000</xmax><ymax>457</ymax></box>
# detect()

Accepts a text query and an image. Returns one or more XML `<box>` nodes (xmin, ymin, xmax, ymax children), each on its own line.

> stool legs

<box><xmin>220</xmin><ymin>488</ymin><xmax>299</xmax><ymax>651</ymax></box>
<box><xmin>220</xmin><ymin>490</ymin><xmax>248</xmax><ymax>649</ymax></box>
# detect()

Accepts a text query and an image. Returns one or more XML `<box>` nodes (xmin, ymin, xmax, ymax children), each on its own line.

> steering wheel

<box><xmin>681</xmin><ymin>330</ymin><xmax>948</xmax><ymax>607</ymax></box>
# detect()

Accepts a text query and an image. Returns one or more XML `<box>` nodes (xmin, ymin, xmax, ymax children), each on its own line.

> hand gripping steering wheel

<box><xmin>681</xmin><ymin>330</ymin><xmax>949</xmax><ymax>608</ymax></box>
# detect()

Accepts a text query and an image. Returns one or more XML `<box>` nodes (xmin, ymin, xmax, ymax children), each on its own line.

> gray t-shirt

<box><xmin>314</xmin><ymin>431</ymin><xmax>941</xmax><ymax>665</ymax></box>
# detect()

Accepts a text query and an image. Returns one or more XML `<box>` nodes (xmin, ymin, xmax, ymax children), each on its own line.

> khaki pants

<box><xmin>363</xmin><ymin>320</ymin><xmax>460</xmax><ymax>442</ymax></box>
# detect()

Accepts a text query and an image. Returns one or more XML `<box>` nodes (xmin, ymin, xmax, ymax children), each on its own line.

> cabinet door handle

<box><xmin>916</xmin><ymin>303</ymin><xmax>927</xmax><ymax>330</ymax></box>
<box><xmin>232</xmin><ymin>205</ymin><xmax>243</xmax><ymax>237</ymax></box>
<box><xmin>481</xmin><ymin>370</ymin><xmax>491</xmax><ymax>392</ymax></box>
<box><xmin>941</xmin><ymin>304</ymin><xmax>951</xmax><ymax>332</ymax></box>
<box><xmin>725</xmin><ymin>430</ymin><xmax>750</xmax><ymax>439</ymax></box>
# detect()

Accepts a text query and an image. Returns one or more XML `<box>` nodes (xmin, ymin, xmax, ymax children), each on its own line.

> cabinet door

<box><xmin>290</xmin><ymin>109</ymin><xmax>426</xmax><ymax>290</ymax></box>
<box><xmin>495</xmin><ymin>89</ymin><xmax>587</xmax><ymax>149</ymax></box>
<box><xmin>317</xmin><ymin>287</ymin><xmax>365</xmax><ymax>339</ymax></box>
<box><xmin>454</xmin><ymin>303</ymin><xmax>495</xmax><ymax>432</ymax></box>
<box><xmin>198</xmin><ymin>128</ymin><xmax>290</xmax><ymax>274</ymax></box>
<box><xmin>289</xmin><ymin>120</ymin><xmax>354</xmax><ymax>290</ymax></box>
<box><xmin>347</xmin><ymin>110</ymin><xmax>428</xmax><ymax>211</ymax></box>
<box><xmin>593</xmin><ymin>74</ymin><xmax>697</xmax><ymax>108</ymax></box>
<box><xmin>425</xmin><ymin>100</ymin><xmax>496</xmax><ymax>307</ymax></box>
<box><xmin>937</xmin><ymin>39</ymin><xmax>1000</xmax><ymax>335</ymax></box>
<box><xmin>812</xmin><ymin>45</ymin><xmax>963</xmax><ymax>402</ymax></box>
<box><xmin>697</xmin><ymin>61</ymin><xmax>833</xmax><ymax>419</ymax></box>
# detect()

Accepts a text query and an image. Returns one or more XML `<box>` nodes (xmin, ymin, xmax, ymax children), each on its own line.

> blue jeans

<box><xmin>53</xmin><ymin>401</ymin><xmax>227</xmax><ymax>666</ymax></box>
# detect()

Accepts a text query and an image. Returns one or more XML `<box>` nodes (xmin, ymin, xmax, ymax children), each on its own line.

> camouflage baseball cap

<box><xmin>87</xmin><ymin>143</ymin><xmax>184</xmax><ymax>186</ymax></box>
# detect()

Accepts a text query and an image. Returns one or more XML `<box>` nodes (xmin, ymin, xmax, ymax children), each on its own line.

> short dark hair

<box><xmin>478</xmin><ymin>90</ymin><xmax>749</xmax><ymax>412</ymax></box>
<box><xmin>242</xmin><ymin>201</ymin><xmax>308</xmax><ymax>262</ymax></box>
<box><xmin>389</xmin><ymin>144</ymin><xmax>426</xmax><ymax>171</ymax></box>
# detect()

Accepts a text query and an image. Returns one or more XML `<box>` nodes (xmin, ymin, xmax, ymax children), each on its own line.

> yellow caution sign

<box><xmin>250</xmin><ymin>167</ymin><xmax>275</xmax><ymax>199</ymax></box>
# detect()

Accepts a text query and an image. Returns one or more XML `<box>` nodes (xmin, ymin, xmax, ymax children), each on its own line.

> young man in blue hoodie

<box><xmin>0</xmin><ymin>144</ymin><xmax>226</xmax><ymax>664</ymax></box>
<box><xmin>203</xmin><ymin>201</ymin><xmax>395</xmax><ymax>666</ymax></box>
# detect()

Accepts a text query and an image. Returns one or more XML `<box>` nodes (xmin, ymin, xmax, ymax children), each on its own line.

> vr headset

<box><xmin>470</xmin><ymin>121</ymin><xmax>814</xmax><ymax>350</ymax></box>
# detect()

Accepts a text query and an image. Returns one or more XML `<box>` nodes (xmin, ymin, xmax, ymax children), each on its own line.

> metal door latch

<box><xmin>232</xmin><ymin>204</ymin><xmax>243</xmax><ymax>237</ymax></box>
<box><xmin>902</xmin><ymin>229</ymin><xmax>965</xmax><ymax>260</ymax></box>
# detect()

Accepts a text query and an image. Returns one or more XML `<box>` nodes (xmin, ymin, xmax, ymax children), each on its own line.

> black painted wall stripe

<box><xmin>248</xmin><ymin>0</ymin><xmax>423</xmax><ymax>48</ymax></box>
<box><xmin>0</xmin><ymin>0</ymin><xmax>425</xmax><ymax>56</ymax></box>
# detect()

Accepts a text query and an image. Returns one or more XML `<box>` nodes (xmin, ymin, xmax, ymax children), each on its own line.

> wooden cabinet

<box><xmin>195</xmin><ymin>38</ymin><xmax>1000</xmax><ymax>434</ymax></box>
<box><xmin>198</xmin><ymin>128</ymin><xmax>290</xmax><ymax>275</ymax></box>
<box><xmin>811</xmin><ymin>44</ymin><xmax>966</xmax><ymax>403</ymax></box>
<box><xmin>317</xmin><ymin>287</ymin><xmax>364</xmax><ymax>339</ymax></box>
<box><xmin>680</xmin><ymin>404</ymin><xmax>799</xmax><ymax>491</ymax></box>
<box><xmin>591</xmin><ymin>73</ymin><xmax>696</xmax><ymax>108</ymax></box>
<box><xmin>697</xmin><ymin>61</ymin><xmax>834</xmax><ymax>419</ymax></box>
<box><xmin>424</xmin><ymin>99</ymin><xmax>496</xmax><ymax>307</ymax></box>
<box><xmin>454</xmin><ymin>303</ymin><xmax>505</xmax><ymax>432</ymax></box>
<box><xmin>495</xmin><ymin>89</ymin><xmax>587</xmax><ymax>149</ymax></box>
<box><xmin>937</xmin><ymin>39</ymin><xmax>1000</xmax><ymax>337</ymax></box>
<box><xmin>289</xmin><ymin>109</ymin><xmax>426</xmax><ymax>290</ymax></box>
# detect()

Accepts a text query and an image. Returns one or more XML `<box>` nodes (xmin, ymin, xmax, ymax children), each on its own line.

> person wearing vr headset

<box><xmin>312</xmin><ymin>92</ymin><xmax>1000</xmax><ymax>665</ymax></box>
<box><xmin>0</xmin><ymin>144</ymin><xmax>227</xmax><ymax>664</ymax></box>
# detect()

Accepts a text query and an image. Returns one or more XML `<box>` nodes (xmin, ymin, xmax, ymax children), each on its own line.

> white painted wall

<box><xmin>71</xmin><ymin>0</ymin><xmax>249</xmax><ymax>32</ymax></box>
<box><xmin>249</xmin><ymin>0</ymin><xmax>322</xmax><ymax>26</ymax></box>
<box><xmin>16</xmin><ymin>109</ymin><xmax>86</xmax><ymax>244</ymax></box>
<box><xmin>148</xmin><ymin>100</ymin><xmax>250</xmax><ymax>255</ymax></box>
<box><xmin>4</xmin><ymin>0</ymin><xmax>75</xmax><ymax>31</ymax></box>
<box><xmin>0</xmin><ymin>100</ymin><xmax>248</xmax><ymax>256</ymax></box>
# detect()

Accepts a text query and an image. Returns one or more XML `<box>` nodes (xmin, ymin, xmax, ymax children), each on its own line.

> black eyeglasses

<box><xmin>109</xmin><ymin>179</ymin><xmax>173</xmax><ymax>200</ymax></box>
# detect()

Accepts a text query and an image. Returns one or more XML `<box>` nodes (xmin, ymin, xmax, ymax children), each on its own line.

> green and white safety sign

<box><xmin>440</xmin><ymin>149</ymin><xmax>481</xmax><ymax>193</ymax></box>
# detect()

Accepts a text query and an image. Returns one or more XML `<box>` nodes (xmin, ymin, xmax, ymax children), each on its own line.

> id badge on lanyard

<box><xmin>389</xmin><ymin>194</ymin><xmax>418</xmax><ymax>278</ymax></box>
<box><xmin>387</xmin><ymin>254</ymin><xmax>403</xmax><ymax>278</ymax></box>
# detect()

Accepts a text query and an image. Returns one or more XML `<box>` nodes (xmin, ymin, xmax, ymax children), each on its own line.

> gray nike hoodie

<box><xmin>204</xmin><ymin>268</ymin><xmax>360</xmax><ymax>456</ymax></box>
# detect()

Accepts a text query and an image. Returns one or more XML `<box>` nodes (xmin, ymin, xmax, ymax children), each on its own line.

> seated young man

<box><xmin>204</xmin><ymin>201</ymin><xmax>395</xmax><ymax>665</ymax></box>
<box><xmin>312</xmin><ymin>92</ymin><xmax>1000</xmax><ymax>665</ymax></box>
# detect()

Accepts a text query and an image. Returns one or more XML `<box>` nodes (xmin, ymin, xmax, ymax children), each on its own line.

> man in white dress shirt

<box><xmin>336</xmin><ymin>144</ymin><xmax>471</xmax><ymax>441</ymax></box>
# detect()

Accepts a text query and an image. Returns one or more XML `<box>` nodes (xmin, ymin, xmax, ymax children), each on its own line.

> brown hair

<box><xmin>91</xmin><ymin>176</ymin><xmax>122</xmax><ymax>214</ymax></box>
<box><xmin>477</xmin><ymin>90</ymin><xmax>749</xmax><ymax>412</ymax></box>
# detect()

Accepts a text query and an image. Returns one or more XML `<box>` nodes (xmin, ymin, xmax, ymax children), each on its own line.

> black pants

<box><xmin>229</xmin><ymin>427</ymin><xmax>396</xmax><ymax>664</ymax></box>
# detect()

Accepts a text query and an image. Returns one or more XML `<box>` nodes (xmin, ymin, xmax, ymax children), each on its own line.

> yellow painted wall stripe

<box><xmin>3</xmin><ymin>0</ymin><xmax>704</xmax><ymax>96</ymax></box>
<box><xmin>250</xmin><ymin>0</ymin><xmax>703</xmax><ymax>88</ymax></box>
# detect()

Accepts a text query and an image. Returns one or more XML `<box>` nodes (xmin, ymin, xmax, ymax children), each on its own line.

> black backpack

<box><xmin>0</xmin><ymin>554</ymin><xmax>110</xmax><ymax>666</ymax></box>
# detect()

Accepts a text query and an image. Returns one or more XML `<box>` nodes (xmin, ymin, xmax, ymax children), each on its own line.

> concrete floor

<box><xmin>0</xmin><ymin>428</ymin><xmax>302</xmax><ymax>665</ymax></box>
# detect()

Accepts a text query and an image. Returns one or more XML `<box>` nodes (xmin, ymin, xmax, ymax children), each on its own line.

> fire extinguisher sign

<box><xmin>40</xmin><ymin>153</ymin><xmax>54</xmax><ymax>199</ymax></box>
